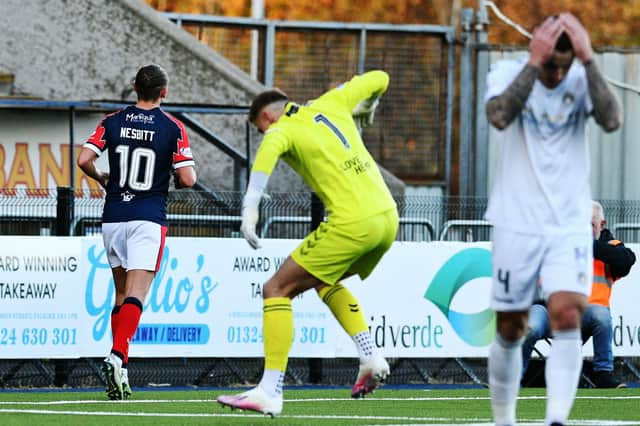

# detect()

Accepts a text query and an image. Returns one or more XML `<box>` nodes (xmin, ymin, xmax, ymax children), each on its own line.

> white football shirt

<box><xmin>484</xmin><ymin>57</ymin><xmax>593</xmax><ymax>235</ymax></box>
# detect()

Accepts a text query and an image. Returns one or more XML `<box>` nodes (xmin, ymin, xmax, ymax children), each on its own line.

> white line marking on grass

<box><xmin>0</xmin><ymin>399</ymin><xmax>213</xmax><ymax>405</ymax></box>
<box><xmin>286</xmin><ymin>395</ymin><xmax>640</xmax><ymax>402</ymax></box>
<box><xmin>1</xmin><ymin>408</ymin><xmax>638</xmax><ymax>425</ymax></box>
<box><xmin>361</xmin><ymin>423</ymin><xmax>640</xmax><ymax>426</ymax></box>
<box><xmin>1</xmin><ymin>395</ymin><xmax>640</xmax><ymax>406</ymax></box>
<box><xmin>0</xmin><ymin>409</ymin><xmax>486</xmax><ymax>421</ymax></box>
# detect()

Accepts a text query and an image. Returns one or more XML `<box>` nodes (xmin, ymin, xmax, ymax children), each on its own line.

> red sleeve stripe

<box><xmin>161</xmin><ymin>110</ymin><xmax>193</xmax><ymax>159</ymax></box>
<box><xmin>162</xmin><ymin>111</ymin><xmax>190</xmax><ymax>141</ymax></box>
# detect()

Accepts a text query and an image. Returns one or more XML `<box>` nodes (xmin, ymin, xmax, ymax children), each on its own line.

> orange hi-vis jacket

<box><xmin>588</xmin><ymin>239</ymin><xmax>622</xmax><ymax>308</ymax></box>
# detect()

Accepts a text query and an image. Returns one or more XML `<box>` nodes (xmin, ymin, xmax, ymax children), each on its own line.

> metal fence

<box><xmin>162</xmin><ymin>14</ymin><xmax>455</xmax><ymax>187</ymax></box>
<box><xmin>8</xmin><ymin>188</ymin><xmax>640</xmax><ymax>243</ymax></box>
<box><xmin>1</xmin><ymin>188</ymin><xmax>495</xmax><ymax>241</ymax></box>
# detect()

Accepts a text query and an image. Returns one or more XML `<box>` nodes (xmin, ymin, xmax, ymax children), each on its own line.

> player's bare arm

<box><xmin>77</xmin><ymin>147</ymin><xmax>109</xmax><ymax>188</ymax></box>
<box><xmin>583</xmin><ymin>60</ymin><xmax>622</xmax><ymax>132</ymax></box>
<box><xmin>174</xmin><ymin>166</ymin><xmax>197</xmax><ymax>189</ymax></box>
<box><xmin>486</xmin><ymin>17</ymin><xmax>563</xmax><ymax>130</ymax></box>
<box><xmin>485</xmin><ymin>65</ymin><xmax>539</xmax><ymax>130</ymax></box>
<box><xmin>561</xmin><ymin>13</ymin><xmax>622</xmax><ymax>132</ymax></box>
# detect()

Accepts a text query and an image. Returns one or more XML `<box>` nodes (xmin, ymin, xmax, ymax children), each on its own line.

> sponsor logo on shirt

<box><xmin>126</xmin><ymin>112</ymin><xmax>155</xmax><ymax>124</ymax></box>
<box><xmin>179</xmin><ymin>147</ymin><xmax>192</xmax><ymax>157</ymax></box>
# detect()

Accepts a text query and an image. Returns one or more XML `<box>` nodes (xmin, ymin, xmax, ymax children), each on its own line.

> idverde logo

<box><xmin>424</xmin><ymin>247</ymin><xmax>495</xmax><ymax>347</ymax></box>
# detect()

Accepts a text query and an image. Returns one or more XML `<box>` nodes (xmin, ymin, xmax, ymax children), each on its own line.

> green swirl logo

<box><xmin>424</xmin><ymin>247</ymin><xmax>495</xmax><ymax>346</ymax></box>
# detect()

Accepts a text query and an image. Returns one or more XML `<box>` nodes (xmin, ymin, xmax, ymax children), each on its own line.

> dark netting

<box><xmin>272</xmin><ymin>29</ymin><xmax>448</xmax><ymax>183</ymax></box>
<box><xmin>363</xmin><ymin>32</ymin><xmax>447</xmax><ymax>181</ymax></box>
<box><xmin>3</xmin><ymin>357</ymin><xmax>639</xmax><ymax>389</ymax></box>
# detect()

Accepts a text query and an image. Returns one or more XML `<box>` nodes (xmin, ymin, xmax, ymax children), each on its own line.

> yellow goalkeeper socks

<box><xmin>318</xmin><ymin>283</ymin><xmax>369</xmax><ymax>337</ymax></box>
<box><xmin>263</xmin><ymin>297</ymin><xmax>294</xmax><ymax>372</ymax></box>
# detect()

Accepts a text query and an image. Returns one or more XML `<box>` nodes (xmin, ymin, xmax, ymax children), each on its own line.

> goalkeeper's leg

<box><xmin>317</xmin><ymin>283</ymin><xmax>388</xmax><ymax>397</ymax></box>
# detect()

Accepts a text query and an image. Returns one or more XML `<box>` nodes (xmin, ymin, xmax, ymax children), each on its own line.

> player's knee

<box><xmin>496</xmin><ymin>311</ymin><xmax>528</xmax><ymax>341</ymax></box>
<box><xmin>263</xmin><ymin>280</ymin><xmax>298</xmax><ymax>299</ymax></box>
<box><xmin>550</xmin><ymin>306</ymin><xmax>582</xmax><ymax>330</ymax></box>
<box><xmin>548</xmin><ymin>292</ymin><xmax>587</xmax><ymax>330</ymax></box>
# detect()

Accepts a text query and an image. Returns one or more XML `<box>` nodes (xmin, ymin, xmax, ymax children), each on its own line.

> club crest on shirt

<box><xmin>562</xmin><ymin>92</ymin><xmax>576</xmax><ymax>105</ymax></box>
<box><xmin>121</xmin><ymin>191</ymin><xmax>135</xmax><ymax>202</ymax></box>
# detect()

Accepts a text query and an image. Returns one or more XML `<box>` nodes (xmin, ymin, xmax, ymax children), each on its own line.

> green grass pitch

<box><xmin>1</xmin><ymin>387</ymin><xmax>640</xmax><ymax>425</ymax></box>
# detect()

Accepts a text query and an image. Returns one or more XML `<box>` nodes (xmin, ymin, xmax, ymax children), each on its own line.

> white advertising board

<box><xmin>0</xmin><ymin>237</ymin><xmax>639</xmax><ymax>359</ymax></box>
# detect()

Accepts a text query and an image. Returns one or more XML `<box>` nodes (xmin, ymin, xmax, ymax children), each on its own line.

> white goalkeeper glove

<box><xmin>352</xmin><ymin>97</ymin><xmax>380</xmax><ymax>130</ymax></box>
<box><xmin>240</xmin><ymin>171</ymin><xmax>269</xmax><ymax>249</ymax></box>
<box><xmin>240</xmin><ymin>205</ymin><xmax>261</xmax><ymax>249</ymax></box>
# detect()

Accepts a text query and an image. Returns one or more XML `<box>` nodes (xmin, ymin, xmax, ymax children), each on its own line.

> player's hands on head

<box><xmin>240</xmin><ymin>206</ymin><xmax>261</xmax><ymax>249</ymax></box>
<box><xmin>529</xmin><ymin>16</ymin><xmax>564</xmax><ymax>68</ymax></box>
<box><xmin>560</xmin><ymin>13</ymin><xmax>593</xmax><ymax>63</ymax></box>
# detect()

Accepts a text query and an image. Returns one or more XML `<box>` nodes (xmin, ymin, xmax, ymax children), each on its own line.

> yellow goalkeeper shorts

<box><xmin>291</xmin><ymin>208</ymin><xmax>398</xmax><ymax>285</ymax></box>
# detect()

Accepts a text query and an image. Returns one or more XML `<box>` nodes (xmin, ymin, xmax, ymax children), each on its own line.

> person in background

<box><xmin>216</xmin><ymin>70</ymin><xmax>397</xmax><ymax>417</ymax></box>
<box><xmin>77</xmin><ymin>64</ymin><xmax>196</xmax><ymax>400</ymax></box>
<box><xmin>483</xmin><ymin>12</ymin><xmax>621</xmax><ymax>426</ymax></box>
<box><xmin>521</xmin><ymin>201</ymin><xmax>635</xmax><ymax>388</ymax></box>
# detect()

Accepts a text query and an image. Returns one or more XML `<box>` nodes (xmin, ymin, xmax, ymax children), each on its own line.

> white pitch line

<box><xmin>1</xmin><ymin>408</ymin><xmax>639</xmax><ymax>425</ymax></box>
<box><xmin>285</xmin><ymin>396</ymin><xmax>640</xmax><ymax>402</ymax></box>
<box><xmin>1</xmin><ymin>395</ymin><xmax>640</xmax><ymax>405</ymax></box>
<box><xmin>0</xmin><ymin>408</ymin><xmax>487</xmax><ymax>421</ymax></box>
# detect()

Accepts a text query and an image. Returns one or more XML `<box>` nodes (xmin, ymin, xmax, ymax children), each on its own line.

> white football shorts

<box><xmin>490</xmin><ymin>227</ymin><xmax>592</xmax><ymax>312</ymax></box>
<box><xmin>102</xmin><ymin>221</ymin><xmax>168</xmax><ymax>272</ymax></box>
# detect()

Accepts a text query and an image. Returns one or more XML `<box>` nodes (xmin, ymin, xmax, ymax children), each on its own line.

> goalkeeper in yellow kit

<box><xmin>217</xmin><ymin>70</ymin><xmax>398</xmax><ymax>416</ymax></box>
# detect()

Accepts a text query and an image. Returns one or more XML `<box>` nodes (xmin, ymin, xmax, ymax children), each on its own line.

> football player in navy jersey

<box><xmin>78</xmin><ymin>64</ymin><xmax>196</xmax><ymax>400</ymax></box>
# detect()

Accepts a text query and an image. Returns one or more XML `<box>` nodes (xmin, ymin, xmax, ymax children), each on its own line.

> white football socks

<box><xmin>545</xmin><ymin>329</ymin><xmax>582</xmax><ymax>426</ymax></box>
<box><xmin>489</xmin><ymin>334</ymin><xmax>523</xmax><ymax>426</ymax></box>
<box><xmin>259</xmin><ymin>369</ymin><xmax>285</xmax><ymax>399</ymax></box>
<box><xmin>353</xmin><ymin>331</ymin><xmax>375</xmax><ymax>363</ymax></box>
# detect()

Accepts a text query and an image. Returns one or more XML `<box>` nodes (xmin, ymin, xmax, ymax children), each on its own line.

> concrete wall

<box><xmin>0</xmin><ymin>0</ymin><xmax>404</xmax><ymax>196</ymax></box>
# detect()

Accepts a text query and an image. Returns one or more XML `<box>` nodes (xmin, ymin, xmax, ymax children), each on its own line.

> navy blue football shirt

<box><xmin>84</xmin><ymin>106</ymin><xmax>194</xmax><ymax>225</ymax></box>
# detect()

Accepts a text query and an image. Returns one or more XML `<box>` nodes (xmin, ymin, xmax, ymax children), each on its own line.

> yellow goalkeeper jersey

<box><xmin>252</xmin><ymin>70</ymin><xmax>396</xmax><ymax>224</ymax></box>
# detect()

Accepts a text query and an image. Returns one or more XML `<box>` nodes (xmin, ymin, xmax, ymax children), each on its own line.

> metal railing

<box><xmin>439</xmin><ymin>219</ymin><xmax>492</xmax><ymax>241</ymax></box>
<box><xmin>162</xmin><ymin>13</ymin><xmax>456</xmax><ymax>189</ymax></box>
<box><xmin>0</xmin><ymin>99</ymin><xmax>251</xmax><ymax>192</ymax></box>
<box><xmin>8</xmin><ymin>190</ymin><xmax>640</xmax><ymax>243</ymax></box>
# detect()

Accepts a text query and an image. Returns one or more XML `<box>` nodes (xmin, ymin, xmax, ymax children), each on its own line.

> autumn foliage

<box><xmin>144</xmin><ymin>0</ymin><xmax>639</xmax><ymax>184</ymax></box>
<box><xmin>146</xmin><ymin>0</ymin><xmax>640</xmax><ymax>47</ymax></box>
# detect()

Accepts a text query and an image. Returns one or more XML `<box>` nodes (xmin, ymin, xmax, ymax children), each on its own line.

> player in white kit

<box><xmin>484</xmin><ymin>13</ymin><xmax>621</xmax><ymax>426</ymax></box>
